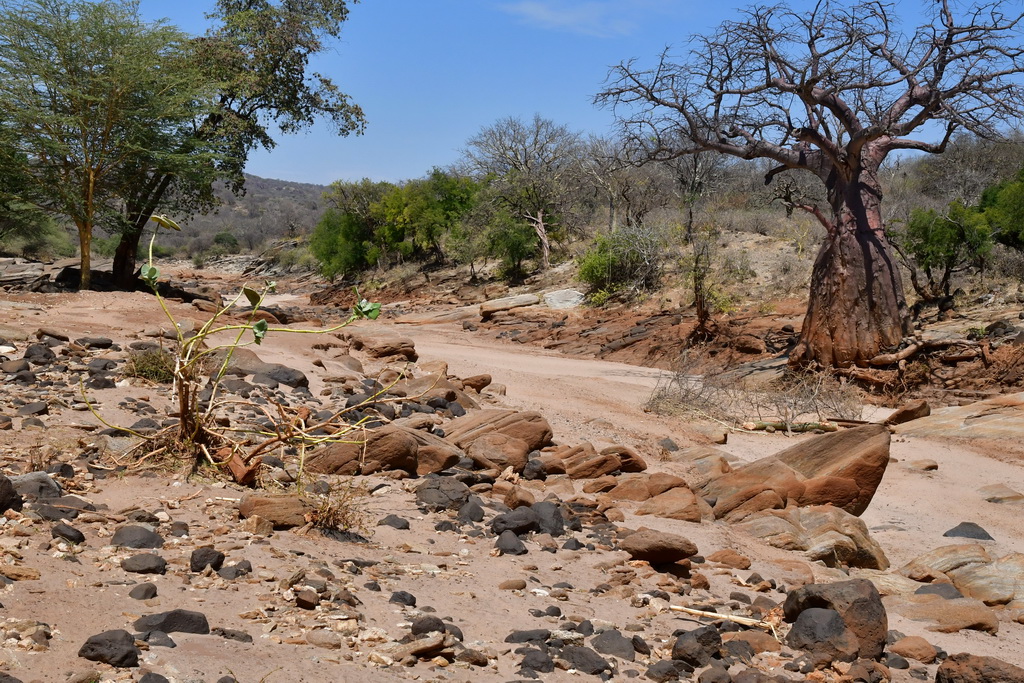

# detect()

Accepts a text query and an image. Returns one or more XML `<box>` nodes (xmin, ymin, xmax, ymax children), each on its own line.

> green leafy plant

<box><xmin>96</xmin><ymin>214</ymin><xmax>382</xmax><ymax>475</ymax></box>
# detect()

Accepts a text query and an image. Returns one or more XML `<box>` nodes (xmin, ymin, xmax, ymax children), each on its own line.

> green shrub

<box><xmin>577</xmin><ymin>225</ymin><xmax>663</xmax><ymax>294</ymax></box>
<box><xmin>212</xmin><ymin>231</ymin><xmax>240</xmax><ymax>253</ymax></box>
<box><xmin>124</xmin><ymin>349</ymin><xmax>174</xmax><ymax>383</ymax></box>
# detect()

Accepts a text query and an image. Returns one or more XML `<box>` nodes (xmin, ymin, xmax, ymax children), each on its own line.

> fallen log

<box><xmin>740</xmin><ymin>420</ymin><xmax>838</xmax><ymax>433</ymax></box>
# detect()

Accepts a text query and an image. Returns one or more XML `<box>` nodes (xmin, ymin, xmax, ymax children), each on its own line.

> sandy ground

<box><xmin>0</xmin><ymin>287</ymin><xmax>1022</xmax><ymax>681</ymax></box>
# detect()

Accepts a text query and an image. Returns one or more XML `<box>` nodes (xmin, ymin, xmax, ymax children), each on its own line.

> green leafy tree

<box><xmin>980</xmin><ymin>168</ymin><xmax>1024</xmax><ymax>250</ymax></box>
<box><xmin>109</xmin><ymin>0</ymin><xmax>366</xmax><ymax>288</ymax></box>
<box><xmin>372</xmin><ymin>169</ymin><xmax>480</xmax><ymax>262</ymax></box>
<box><xmin>462</xmin><ymin>115</ymin><xmax>587</xmax><ymax>271</ymax></box>
<box><xmin>0</xmin><ymin>0</ymin><xmax>219</xmax><ymax>289</ymax></box>
<box><xmin>309</xmin><ymin>208</ymin><xmax>373</xmax><ymax>280</ymax></box>
<box><xmin>893</xmin><ymin>202</ymin><xmax>993</xmax><ymax>300</ymax></box>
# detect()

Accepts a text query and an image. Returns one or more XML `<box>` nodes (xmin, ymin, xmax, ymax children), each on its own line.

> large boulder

<box><xmin>466</xmin><ymin>433</ymin><xmax>531</xmax><ymax>473</ymax></box>
<box><xmin>444</xmin><ymin>410</ymin><xmax>553</xmax><ymax>451</ymax></box>
<box><xmin>785</xmin><ymin>608</ymin><xmax>861</xmax><ymax>668</ymax></box>
<box><xmin>618</xmin><ymin>527</ymin><xmax>698</xmax><ymax>564</ymax></box>
<box><xmin>401</xmin><ymin>427</ymin><xmax>464</xmax><ymax>475</ymax></box>
<box><xmin>215</xmin><ymin>347</ymin><xmax>308</xmax><ymax>388</ymax></box>
<box><xmin>480</xmin><ymin>294</ymin><xmax>540</xmax><ymax>320</ymax></box>
<box><xmin>700</xmin><ymin>457</ymin><xmax>805</xmax><ymax>509</ymax></box>
<box><xmin>636</xmin><ymin>486</ymin><xmax>706</xmax><ymax>523</ymax></box>
<box><xmin>304</xmin><ymin>425</ymin><xmax>419</xmax><ymax>476</ymax></box>
<box><xmin>892</xmin><ymin>595</ymin><xmax>999</xmax><ymax>634</ymax></box>
<box><xmin>344</xmin><ymin>328</ymin><xmax>417</xmax><ymax>360</ymax></box>
<box><xmin>735</xmin><ymin>505</ymin><xmax>889</xmax><ymax>570</ymax></box>
<box><xmin>900</xmin><ymin>544</ymin><xmax>993</xmax><ymax>582</ymax></box>
<box><xmin>773</xmin><ymin>423</ymin><xmax>891</xmax><ymax>516</ymax></box>
<box><xmin>935</xmin><ymin>653</ymin><xmax>1024</xmax><ymax>682</ymax></box>
<box><xmin>783</xmin><ymin>579</ymin><xmax>887</xmax><ymax>660</ymax></box>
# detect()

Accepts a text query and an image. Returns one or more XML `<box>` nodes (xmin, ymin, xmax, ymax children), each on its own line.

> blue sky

<box><xmin>133</xmin><ymin>0</ymin><xmax>731</xmax><ymax>185</ymax></box>
<box><xmin>138</xmin><ymin>1</ymin><xmax>925</xmax><ymax>186</ymax></box>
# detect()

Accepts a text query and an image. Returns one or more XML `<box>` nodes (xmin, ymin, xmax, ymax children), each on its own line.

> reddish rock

<box><xmin>607</xmin><ymin>476</ymin><xmax>654</xmax><ymax>502</ymax></box>
<box><xmin>304</xmin><ymin>425</ymin><xmax>418</xmax><ymax>476</ymax></box>
<box><xmin>774</xmin><ymin>423</ymin><xmax>890</xmax><ymax>516</ymax></box>
<box><xmin>636</xmin><ymin>487</ymin><xmax>704</xmax><ymax>523</ymax></box>
<box><xmin>796</xmin><ymin>476</ymin><xmax>861</xmax><ymax>510</ymax></box>
<box><xmin>884</xmin><ymin>399</ymin><xmax>931</xmax><ymax>425</ymax></box>
<box><xmin>462</xmin><ymin>374</ymin><xmax>492</xmax><ymax>392</ymax></box>
<box><xmin>647</xmin><ymin>472</ymin><xmax>687</xmax><ymax>497</ymax></box>
<box><xmin>706</xmin><ymin>549</ymin><xmax>751</xmax><ymax>570</ymax></box>
<box><xmin>466</xmin><ymin>432</ymin><xmax>530</xmax><ymax>473</ymax></box>
<box><xmin>935</xmin><ymin>653</ymin><xmax>1024</xmax><ymax>682</ymax></box>
<box><xmin>600</xmin><ymin>445</ymin><xmax>647</xmax><ymax>472</ymax></box>
<box><xmin>345</xmin><ymin>328</ymin><xmax>418</xmax><ymax>360</ymax></box>
<box><xmin>618</xmin><ymin>527</ymin><xmax>698</xmax><ymax>564</ymax></box>
<box><xmin>238</xmin><ymin>495</ymin><xmax>313</xmax><ymax>529</ymax></box>
<box><xmin>444</xmin><ymin>409</ymin><xmax>554</xmax><ymax>451</ymax></box>
<box><xmin>713</xmin><ymin>485</ymin><xmax>786</xmax><ymax>523</ymax></box>
<box><xmin>889</xmin><ymin>635</ymin><xmax>937</xmax><ymax>663</ymax></box>
<box><xmin>564</xmin><ymin>451</ymin><xmax>622</xmax><ymax>480</ymax></box>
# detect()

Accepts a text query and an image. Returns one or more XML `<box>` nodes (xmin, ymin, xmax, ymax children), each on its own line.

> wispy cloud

<box><xmin>497</xmin><ymin>1</ymin><xmax>657</xmax><ymax>38</ymax></box>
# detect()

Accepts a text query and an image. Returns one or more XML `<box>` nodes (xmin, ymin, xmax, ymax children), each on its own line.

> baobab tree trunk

<box><xmin>789</xmin><ymin>178</ymin><xmax>910</xmax><ymax>368</ymax></box>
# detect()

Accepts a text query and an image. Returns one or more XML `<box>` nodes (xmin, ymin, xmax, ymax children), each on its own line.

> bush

<box><xmin>4</xmin><ymin>219</ymin><xmax>75</xmax><ymax>260</ymax></box>
<box><xmin>310</xmin><ymin>208</ymin><xmax>373</xmax><ymax>280</ymax></box>
<box><xmin>212</xmin><ymin>231</ymin><xmax>241</xmax><ymax>253</ymax></box>
<box><xmin>577</xmin><ymin>224</ymin><xmax>664</xmax><ymax>295</ymax></box>
<box><xmin>123</xmin><ymin>349</ymin><xmax>174</xmax><ymax>383</ymax></box>
<box><xmin>487</xmin><ymin>216</ymin><xmax>536</xmax><ymax>281</ymax></box>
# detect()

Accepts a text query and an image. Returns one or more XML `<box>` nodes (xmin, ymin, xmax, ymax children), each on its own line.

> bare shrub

<box><xmin>648</xmin><ymin>352</ymin><xmax>863</xmax><ymax>430</ymax></box>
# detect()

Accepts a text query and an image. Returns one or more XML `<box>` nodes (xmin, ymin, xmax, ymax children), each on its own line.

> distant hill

<box><xmin>159</xmin><ymin>173</ymin><xmax>329</xmax><ymax>254</ymax></box>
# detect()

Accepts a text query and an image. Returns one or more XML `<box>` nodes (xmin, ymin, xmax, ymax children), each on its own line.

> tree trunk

<box><xmin>790</xmin><ymin>181</ymin><xmax>910</xmax><ymax>368</ymax></box>
<box><xmin>112</xmin><ymin>225</ymin><xmax>144</xmax><ymax>290</ymax></box>
<box><xmin>76</xmin><ymin>221</ymin><xmax>92</xmax><ymax>291</ymax></box>
<box><xmin>531</xmin><ymin>209</ymin><xmax>551</xmax><ymax>270</ymax></box>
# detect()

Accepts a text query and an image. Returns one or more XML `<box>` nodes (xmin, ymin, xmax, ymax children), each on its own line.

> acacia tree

<box><xmin>597</xmin><ymin>0</ymin><xmax>1024</xmax><ymax>367</ymax></box>
<box><xmin>0</xmin><ymin>0</ymin><xmax>218</xmax><ymax>289</ymax></box>
<box><xmin>110</xmin><ymin>0</ymin><xmax>366</xmax><ymax>288</ymax></box>
<box><xmin>462</xmin><ymin>115</ymin><xmax>585</xmax><ymax>270</ymax></box>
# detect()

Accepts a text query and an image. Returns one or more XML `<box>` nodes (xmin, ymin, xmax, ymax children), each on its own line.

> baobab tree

<box><xmin>597</xmin><ymin>0</ymin><xmax>1024</xmax><ymax>368</ymax></box>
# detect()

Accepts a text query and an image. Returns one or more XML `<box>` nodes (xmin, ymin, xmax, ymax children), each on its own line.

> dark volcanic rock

<box><xmin>51</xmin><ymin>522</ymin><xmax>84</xmax><ymax>544</ymax></box>
<box><xmin>591</xmin><ymin>628</ymin><xmax>636</xmax><ymax>661</ymax></box>
<box><xmin>0</xmin><ymin>476</ymin><xmax>22</xmax><ymax>514</ymax></box>
<box><xmin>671</xmin><ymin>625</ymin><xmax>722</xmax><ymax>667</ymax></box>
<box><xmin>786</xmin><ymin>608</ymin><xmax>860</xmax><ymax>667</ymax></box>
<box><xmin>378</xmin><ymin>514</ymin><xmax>410</xmax><ymax>530</ymax></box>
<box><xmin>416</xmin><ymin>477</ymin><xmax>471</xmax><ymax>511</ymax></box>
<box><xmin>389</xmin><ymin>591</ymin><xmax>416</xmax><ymax>607</ymax></box>
<box><xmin>133</xmin><ymin>609</ymin><xmax>210</xmax><ymax>634</ymax></box>
<box><xmin>491</xmin><ymin>507</ymin><xmax>540</xmax><ymax>536</ymax></box>
<box><xmin>10</xmin><ymin>471</ymin><xmax>61</xmax><ymax>499</ymax></box>
<box><xmin>111</xmin><ymin>525</ymin><xmax>163</xmax><ymax>549</ymax></box>
<box><xmin>190</xmin><ymin>547</ymin><xmax>226</xmax><ymax>572</ymax></box>
<box><xmin>560</xmin><ymin>645</ymin><xmax>611</xmax><ymax>675</ymax></box>
<box><xmin>783</xmin><ymin>578</ymin><xmax>887</xmax><ymax>660</ymax></box>
<box><xmin>495</xmin><ymin>529</ymin><xmax>528</xmax><ymax>555</ymax></box>
<box><xmin>78</xmin><ymin>629</ymin><xmax>140</xmax><ymax>667</ymax></box>
<box><xmin>121</xmin><ymin>553</ymin><xmax>167</xmax><ymax>575</ymax></box>
<box><xmin>943</xmin><ymin>522</ymin><xmax>994</xmax><ymax>541</ymax></box>
<box><xmin>129</xmin><ymin>582</ymin><xmax>158</xmax><ymax>600</ymax></box>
